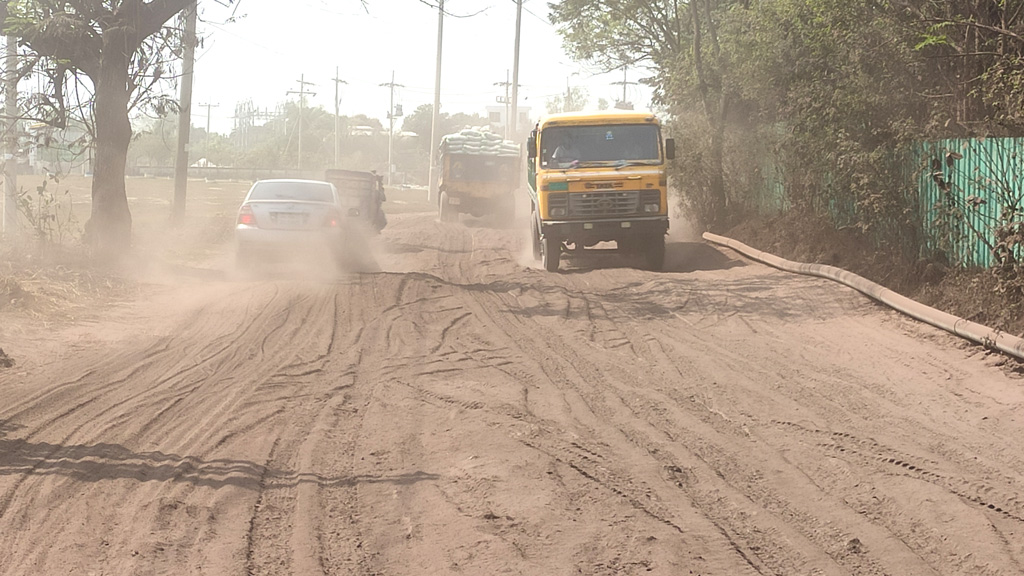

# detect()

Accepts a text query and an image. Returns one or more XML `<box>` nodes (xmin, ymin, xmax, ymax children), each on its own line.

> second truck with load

<box><xmin>437</xmin><ymin>129</ymin><xmax>521</xmax><ymax>222</ymax></box>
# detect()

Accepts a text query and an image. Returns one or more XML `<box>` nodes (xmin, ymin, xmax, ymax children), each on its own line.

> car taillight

<box><xmin>238</xmin><ymin>205</ymin><xmax>256</xmax><ymax>226</ymax></box>
<box><xmin>324</xmin><ymin>209</ymin><xmax>340</xmax><ymax>227</ymax></box>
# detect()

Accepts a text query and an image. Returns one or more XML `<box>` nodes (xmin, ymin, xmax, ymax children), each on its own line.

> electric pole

<box><xmin>2</xmin><ymin>34</ymin><xmax>18</xmax><ymax>237</ymax></box>
<box><xmin>332</xmin><ymin>67</ymin><xmax>347</xmax><ymax>168</ymax></box>
<box><xmin>380</xmin><ymin>72</ymin><xmax>403</xmax><ymax>186</ymax></box>
<box><xmin>511</xmin><ymin>0</ymin><xmax>522</xmax><ymax>139</ymax></box>
<box><xmin>611</xmin><ymin>65</ymin><xmax>638</xmax><ymax>110</ymax></box>
<box><xmin>172</xmin><ymin>0</ymin><xmax>196</xmax><ymax>225</ymax></box>
<box><xmin>287</xmin><ymin>74</ymin><xmax>316</xmax><ymax>171</ymax></box>
<box><xmin>198</xmin><ymin>102</ymin><xmax>219</xmax><ymax>160</ymax></box>
<box><xmin>428</xmin><ymin>0</ymin><xmax>444</xmax><ymax>202</ymax></box>
<box><xmin>494</xmin><ymin>70</ymin><xmax>512</xmax><ymax>139</ymax></box>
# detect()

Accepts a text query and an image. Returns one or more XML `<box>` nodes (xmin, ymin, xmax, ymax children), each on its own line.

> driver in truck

<box><xmin>552</xmin><ymin>135</ymin><xmax>581</xmax><ymax>167</ymax></box>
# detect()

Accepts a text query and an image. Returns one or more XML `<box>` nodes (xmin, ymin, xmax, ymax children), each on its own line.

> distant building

<box><xmin>485</xmin><ymin>105</ymin><xmax>532</xmax><ymax>138</ymax></box>
<box><xmin>349</xmin><ymin>125</ymin><xmax>378</xmax><ymax>137</ymax></box>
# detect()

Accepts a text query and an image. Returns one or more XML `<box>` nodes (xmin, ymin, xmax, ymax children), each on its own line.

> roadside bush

<box><xmin>16</xmin><ymin>175</ymin><xmax>80</xmax><ymax>247</ymax></box>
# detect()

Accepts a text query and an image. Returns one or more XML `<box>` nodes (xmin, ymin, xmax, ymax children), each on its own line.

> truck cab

<box><xmin>526</xmin><ymin>111</ymin><xmax>675</xmax><ymax>271</ymax></box>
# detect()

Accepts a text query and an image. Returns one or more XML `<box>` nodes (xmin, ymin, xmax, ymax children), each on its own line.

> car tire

<box><xmin>541</xmin><ymin>235</ymin><xmax>561</xmax><ymax>272</ymax></box>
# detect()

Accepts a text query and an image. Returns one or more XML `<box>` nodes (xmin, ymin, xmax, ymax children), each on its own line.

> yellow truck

<box><xmin>437</xmin><ymin>129</ymin><xmax>521</xmax><ymax>222</ymax></box>
<box><xmin>525</xmin><ymin>111</ymin><xmax>675</xmax><ymax>271</ymax></box>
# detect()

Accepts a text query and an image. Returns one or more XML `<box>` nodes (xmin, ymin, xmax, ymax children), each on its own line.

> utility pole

<box><xmin>565</xmin><ymin>77</ymin><xmax>572</xmax><ymax>113</ymax></box>
<box><xmin>511</xmin><ymin>0</ymin><xmax>522</xmax><ymax>139</ymax></box>
<box><xmin>232</xmin><ymin>100</ymin><xmax>254</xmax><ymax>152</ymax></box>
<box><xmin>172</xmin><ymin>0</ymin><xmax>196</xmax><ymax>225</ymax></box>
<box><xmin>287</xmin><ymin>74</ymin><xmax>316</xmax><ymax>171</ymax></box>
<box><xmin>427</xmin><ymin>0</ymin><xmax>444</xmax><ymax>203</ymax></box>
<box><xmin>611</xmin><ymin>65</ymin><xmax>638</xmax><ymax>110</ymax></box>
<box><xmin>198</xmin><ymin>102</ymin><xmax>219</xmax><ymax>159</ymax></box>
<box><xmin>380</xmin><ymin>71</ymin><xmax>403</xmax><ymax>186</ymax></box>
<box><xmin>494</xmin><ymin>70</ymin><xmax>512</xmax><ymax>139</ymax></box>
<box><xmin>332</xmin><ymin>67</ymin><xmax>347</xmax><ymax>168</ymax></box>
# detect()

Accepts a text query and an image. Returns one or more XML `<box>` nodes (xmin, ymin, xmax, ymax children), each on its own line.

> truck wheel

<box><xmin>439</xmin><ymin>192</ymin><xmax>456</xmax><ymax>223</ymax></box>
<box><xmin>644</xmin><ymin>235</ymin><xmax>666</xmax><ymax>271</ymax></box>
<box><xmin>541</xmin><ymin>236</ymin><xmax>561</xmax><ymax>272</ymax></box>
<box><xmin>530</xmin><ymin>212</ymin><xmax>542</xmax><ymax>261</ymax></box>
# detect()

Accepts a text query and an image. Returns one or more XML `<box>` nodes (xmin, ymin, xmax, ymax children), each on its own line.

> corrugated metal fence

<box><xmin>758</xmin><ymin>138</ymin><xmax>1024</xmax><ymax>268</ymax></box>
<box><xmin>914</xmin><ymin>138</ymin><xmax>1024</xmax><ymax>268</ymax></box>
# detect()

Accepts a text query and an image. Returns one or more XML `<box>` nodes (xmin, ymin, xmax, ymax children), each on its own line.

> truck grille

<box><xmin>569</xmin><ymin>191</ymin><xmax>639</xmax><ymax>218</ymax></box>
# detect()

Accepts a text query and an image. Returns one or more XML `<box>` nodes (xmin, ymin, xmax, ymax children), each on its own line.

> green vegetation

<box><xmin>549</xmin><ymin>0</ymin><xmax>1024</xmax><ymax>254</ymax></box>
<box><xmin>1</xmin><ymin>0</ymin><xmax>219</xmax><ymax>256</ymax></box>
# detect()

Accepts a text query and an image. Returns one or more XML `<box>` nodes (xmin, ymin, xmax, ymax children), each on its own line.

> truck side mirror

<box><xmin>526</xmin><ymin>136</ymin><xmax>537</xmax><ymax>159</ymax></box>
<box><xmin>665</xmin><ymin>138</ymin><xmax>675</xmax><ymax>161</ymax></box>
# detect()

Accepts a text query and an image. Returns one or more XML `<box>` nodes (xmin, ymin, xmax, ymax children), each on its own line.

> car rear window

<box><xmin>248</xmin><ymin>181</ymin><xmax>335</xmax><ymax>203</ymax></box>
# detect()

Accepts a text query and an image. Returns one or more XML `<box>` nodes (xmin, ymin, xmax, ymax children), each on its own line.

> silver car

<box><xmin>234</xmin><ymin>179</ymin><xmax>352</xmax><ymax>269</ymax></box>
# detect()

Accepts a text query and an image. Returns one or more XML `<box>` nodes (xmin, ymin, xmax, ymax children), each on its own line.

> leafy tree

<box><xmin>550</xmin><ymin>0</ymin><xmax>1024</xmax><ymax>236</ymax></box>
<box><xmin>549</xmin><ymin>0</ymin><xmax>733</xmax><ymax>229</ymax></box>
<box><xmin>129</xmin><ymin>113</ymin><xmax>178</xmax><ymax>167</ymax></box>
<box><xmin>231</xmin><ymin>106</ymin><xmax>389</xmax><ymax>174</ymax></box>
<box><xmin>545</xmin><ymin>86</ymin><xmax>588</xmax><ymax>114</ymax></box>
<box><xmin>402</xmin><ymin>104</ymin><xmax>488</xmax><ymax>147</ymax></box>
<box><xmin>401</xmin><ymin>103</ymin><xmax>488</xmax><ymax>181</ymax></box>
<box><xmin>893</xmin><ymin>0</ymin><xmax>1024</xmax><ymax>132</ymax></box>
<box><xmin>1</xmin><ymin>0</ymin><xmax>228</xmax><ymax>257</ymax></box>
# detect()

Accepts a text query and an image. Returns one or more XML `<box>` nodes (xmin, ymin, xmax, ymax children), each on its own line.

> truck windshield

<box><xmin>540</xmin><ymin>124</ymin><xmax>661</xmax><ymax>168</ymax></box>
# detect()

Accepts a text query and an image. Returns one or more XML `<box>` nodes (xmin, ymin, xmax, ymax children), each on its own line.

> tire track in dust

<box><xmin>471</xmin><ymin>292</ymin><xmax>797</xmax><ymax>576</ymax></box>
<box><xmin>547</xmin><ymin>291</ymin><xmax>936</xmax><ymax>576</ymax></box>
<box><xmin>435</xmin><ymin>226</ymin><xmax>907</xmax><ymax>575</ymax></box>
<box><xmin>774</xmin><ymin>420</ymin><xmax>1024</xmax><ymax>525</ymax></box>
<box><xmin>429</xmin><ymin>228</ymin><xmax>774</xmax><ymax>575</ymax></box>
<box><xmin>0</xmin><ymin>283</ymin><xmax>348</xmax><ymax>575</ymax></box>
<box><xmin>244</xmin><ymin>274</ymin><xmax>404</xmax><ymax>576</ymax></box>
<box><xmin>574</xmin><ymin>274</ymin><xmax>1024</xmax><ymax>576</ymax></box>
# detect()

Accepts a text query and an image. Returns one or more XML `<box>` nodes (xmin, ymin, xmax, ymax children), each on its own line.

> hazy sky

<box><xmin>192</xmin><ymin>0</ymin><xmax>654</xmax><ymax>135</ymax></box>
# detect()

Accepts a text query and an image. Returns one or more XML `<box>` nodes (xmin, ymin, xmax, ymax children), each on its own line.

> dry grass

<box><xmin>0</xmin><ymin>176</ymin><xmax>249</xmax><ymax>321</ymax></box>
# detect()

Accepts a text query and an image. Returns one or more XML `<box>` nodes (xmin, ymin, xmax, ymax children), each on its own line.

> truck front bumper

<box><xmin>541</xmin><ymin>216</ymin><xmax>669</xmax><ymax>243</ymax></box>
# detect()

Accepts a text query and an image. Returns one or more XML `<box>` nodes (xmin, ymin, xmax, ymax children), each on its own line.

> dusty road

<box><xmin>2</xmin><ymin>206</ymin><xmax>1023</xmax><ymax>576</ymax></box>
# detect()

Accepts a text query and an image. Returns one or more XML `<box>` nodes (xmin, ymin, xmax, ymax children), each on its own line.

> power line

<box><xmin>380</xmin><ymin>72</ymin><xmax>404</xmax><ymax>186</ymax></box>
<box><xmin>287</xmin><ymin>74</ymin><xmax>316</xmax><ymax>170</ymax></box>
<box><xmin>197</xmin><ymin>102</ymin><xmax>220</xmax><ymax>162</ymax></box>
<box><xmin>332</xmin><ymin>67</ymin><xmax>347</xmax><ymax>167</ymax></box>
<box><xmin>610</xmin><ymin>65</ymin><xmax>639</xmax><ymax>110</ymax></box>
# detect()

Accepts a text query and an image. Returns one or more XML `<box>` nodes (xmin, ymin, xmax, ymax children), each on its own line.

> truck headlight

<box><xmin>551</xmin><ymin>207</ymin><xmax>567</xmax><ymax>217</ymax></box>
<box><xmin>644</xmin><ymin>203</ymin><xmax>660</xmax><ymax>213</ymax></box>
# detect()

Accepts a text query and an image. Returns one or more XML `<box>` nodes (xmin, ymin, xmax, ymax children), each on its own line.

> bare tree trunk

<box><xmin>85</xmin><ymin>28</ymin><xmax>133</xmax><ymax>257</ymax></box>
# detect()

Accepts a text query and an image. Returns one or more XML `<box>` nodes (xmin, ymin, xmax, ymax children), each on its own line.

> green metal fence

<box><xmin>914</xmin><ymin>138</ymin><xmax>1024</xmax><ymax>268</ymax></box>
<box><xmin>755</xmin><ymin>137</ymin><xmax>1024</xmax><ymax>269</ymax></box>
